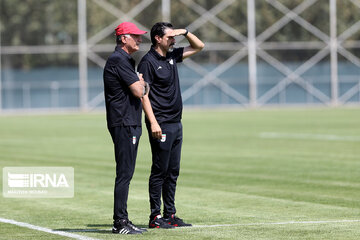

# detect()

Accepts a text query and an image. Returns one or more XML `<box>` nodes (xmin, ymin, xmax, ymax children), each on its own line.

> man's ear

<box><xmin>155</xmin><ymin>35</ymin><xmax>162</xmax><ymax>44</ymax></box>
<box><xmin>121</xmin><ymin>35</ymin><xmax>127</xmax><ymax>45</ymax></box>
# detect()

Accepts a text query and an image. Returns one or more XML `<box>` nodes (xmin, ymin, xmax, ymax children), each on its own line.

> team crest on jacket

<box><xmin>161</xmin><ymin>134</ymin><xmax>166</xmax><ymax>142</ymax></box>
<box><xmin>132</xmin><ymin>136</ymin><xmax>136</xmax><ymax>145</ymax></box>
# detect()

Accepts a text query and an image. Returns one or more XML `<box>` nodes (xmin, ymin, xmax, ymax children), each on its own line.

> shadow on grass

<box><xmin>86</xmin><ymin>224</ymin><xmax>112</xmax><ymax>228</ymax></box>
<box><xmin>54</xmin><ymin>223</ymin><xmax>149</xmax><ymax>234</ymax></box>
<box><xmin>87</xmin><ymin>223</ymin><xmax>148</xmax><ymax>229</ymax></box>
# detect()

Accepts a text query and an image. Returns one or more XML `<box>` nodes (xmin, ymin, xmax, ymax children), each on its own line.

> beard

<box><xmin>168</xmin><ymin>43</ymin><xmax>175</xmax><ymax>52</ymax></box>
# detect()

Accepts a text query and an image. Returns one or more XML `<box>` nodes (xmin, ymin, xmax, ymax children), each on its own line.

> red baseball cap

<box><xmin>115</xmin><ymin>22</ymin><xmax>147</xmax><ymax>36</ymax></box>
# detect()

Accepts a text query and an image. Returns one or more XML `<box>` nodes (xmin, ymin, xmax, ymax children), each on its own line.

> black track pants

<box><xmin>147</xmin><ymin>122</ymin><xmax>182</xmax><ymax>219</ymax></box>
<box><xmin>109</xmin><ymin>125</ymin><xmax>141</xmax><ymax>221</ymax></box>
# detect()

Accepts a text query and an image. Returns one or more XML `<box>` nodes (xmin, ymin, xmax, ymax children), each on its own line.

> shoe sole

<box><xmin>149</xmin><ymin>224</ymin><xmax>175</xmax><ymax>229</ymax></box>
<box><xmin>112</xmin><ymin>228</ymin><xmax>142</xmax><ymax>234</ymax></box>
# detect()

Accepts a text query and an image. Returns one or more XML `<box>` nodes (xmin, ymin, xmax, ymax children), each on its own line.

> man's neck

<box><xmin>120</xmin><ymin>45</ymin><xmax>132</xmax><ymax>55</ymax></box>
<box><xmin>154</xmin><ymin>45</ymin><xmax>167</xmax><ymax>57</ymax></box>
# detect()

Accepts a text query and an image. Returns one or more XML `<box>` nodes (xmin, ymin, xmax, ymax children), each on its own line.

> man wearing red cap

<box><xmin>103</xmin><ymin>22</ymin><xmax>149</xmax><ymax>235</ymax></box>
<box><xmin>138</xmin><ymin>22</ymin><xmax>204</xmax><ymax>229</ymax></box>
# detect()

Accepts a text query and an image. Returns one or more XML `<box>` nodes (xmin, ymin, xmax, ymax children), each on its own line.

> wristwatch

<box><xmin>183</xmin><ymin>28</ymin><xmax>189</xmax><ymax>37</ymax></box>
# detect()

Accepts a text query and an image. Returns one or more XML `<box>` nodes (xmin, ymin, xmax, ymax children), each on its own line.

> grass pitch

<box><xmin>0</xmin><ymin>108</ymin><xmax>360</xmax><ymax>239</ymax></box>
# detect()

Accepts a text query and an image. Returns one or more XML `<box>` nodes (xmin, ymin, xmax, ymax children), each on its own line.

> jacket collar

<box><xmin>115</xmin><ymin>46</ymin><xmax>132</xmax><ymax>59</ymax></box>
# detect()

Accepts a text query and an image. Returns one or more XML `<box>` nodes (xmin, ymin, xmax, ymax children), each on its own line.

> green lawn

<box><xmin>1</xmin><ymin>108</ymin><xmax>360</xmax><ymax>239</ymax></box>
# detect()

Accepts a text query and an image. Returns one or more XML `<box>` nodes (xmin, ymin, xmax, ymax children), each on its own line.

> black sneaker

<box><xmin>128</xmin><ymin>221</ymin><xmax>147</xmax><ymax>233</ymax></box>
<box><xmin>112</xmin><ymin>219</ymin><xmax>143</xmax><ymax>234</ymax></box>
<box><xmin>149</xmin><ymin>215</ymin><xmax>175</xmax><ymax>229</ymax></box>
<box><xmin>164</xmin><ymin>214</ymin><xmax>192</xmax><ymax>227</ymax></box>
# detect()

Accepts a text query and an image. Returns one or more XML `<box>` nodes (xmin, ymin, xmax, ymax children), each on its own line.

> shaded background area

<box><xmin>0</xmin><ymin>0</ymin><xmax>359</xmax><ymax>111</ymax></box>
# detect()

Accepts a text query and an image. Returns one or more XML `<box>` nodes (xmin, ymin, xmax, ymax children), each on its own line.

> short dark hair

<box><xmin>116</xmin><ymin>35</ymin><xmax>122</xmax><ymax>45</ymax></box>
<box><xmin>150</xmin><ymin>22</ymin><xmax>173</xmax><ymax>46</ymax></box>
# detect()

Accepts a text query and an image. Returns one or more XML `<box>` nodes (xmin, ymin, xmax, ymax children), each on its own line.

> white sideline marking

<box><xmin>259</xmin><ymin>132</ymin><xmax>360</xmax><ymax>142</ymax></box>
<box><xmin>2</xmin><ymin>217</ymin><xmax>359</xmax><ymax>237</ymax></box>
<box><xmin>192</xmin><ymin>219</ymin><xmax>360</xmax><ymax>228</ymax></box>
<box><xmin>0</xmin><ymin>218</ymin><xmax>101</xmax><ymax>240</ymax></box>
